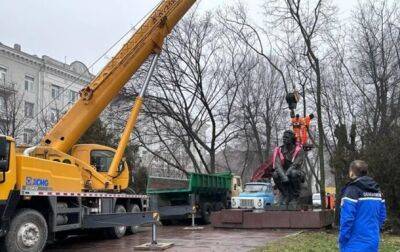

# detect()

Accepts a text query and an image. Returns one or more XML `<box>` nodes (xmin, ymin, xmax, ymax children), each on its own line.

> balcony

<box><xmin>0</xmin><ymin>79</ymin><xmax>17</xmax><ymax>94</ymax></box>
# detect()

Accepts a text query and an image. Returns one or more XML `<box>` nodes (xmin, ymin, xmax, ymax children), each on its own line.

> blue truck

<box><xmin>231</xmin><ymin>182</ymin><xmax>274</xmax><ymax>209</ymax></box>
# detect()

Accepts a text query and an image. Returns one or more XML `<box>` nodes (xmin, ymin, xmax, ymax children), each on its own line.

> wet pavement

<box><xmin>45</xmin><ymin>225</ymin><xmax>297</xmax><ymax>252</ymax></box>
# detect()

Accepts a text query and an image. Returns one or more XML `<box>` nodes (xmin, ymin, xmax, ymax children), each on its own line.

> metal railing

<box><xmin>0</xmin><ymin>79</ymin><xmax>17</xmax><ymax>93</ymax></box>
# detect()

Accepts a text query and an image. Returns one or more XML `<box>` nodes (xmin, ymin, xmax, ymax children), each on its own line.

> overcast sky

<box><xmin>0</xmin><ymin>0</ymin><xmax>356</xmax><ymax>74</ymax></box>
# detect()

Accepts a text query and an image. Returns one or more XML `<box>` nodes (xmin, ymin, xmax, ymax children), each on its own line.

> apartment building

<box><xmin>0</xmin><ymin>42</ymin><xmax>94</xmax><ymax>145</ymax></box>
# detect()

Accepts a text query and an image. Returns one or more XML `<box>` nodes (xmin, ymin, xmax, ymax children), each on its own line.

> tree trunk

<box><xmin>316</xmin><ymin>60</ymin><xmax>326</xmax><ymax>210</ymax></box>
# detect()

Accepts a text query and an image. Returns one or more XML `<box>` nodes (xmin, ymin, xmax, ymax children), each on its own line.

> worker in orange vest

<box><xmin>291</xmin><ymin>113</ymin><xmax>314</xmax><ymax>145</ymax></box>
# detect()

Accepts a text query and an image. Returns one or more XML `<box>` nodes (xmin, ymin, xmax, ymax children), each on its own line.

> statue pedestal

<box><xmin>264</xmin><ymin>204</ymin><xmax>311</xmax><ymax>211</ymax></box>
<box><xmin>211</xmin><ymin>208</ymin><xmax>334</xmax><ymax>229</ymax></box>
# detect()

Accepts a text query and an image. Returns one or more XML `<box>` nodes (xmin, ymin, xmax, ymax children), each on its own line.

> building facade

<box><xmin>0</xmin><ymin>42</ymin><xmax>93</xmax><ymax>145</ymax></box>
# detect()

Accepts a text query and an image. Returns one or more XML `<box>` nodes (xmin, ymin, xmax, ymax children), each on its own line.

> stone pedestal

<box><xmin>211</xmin><ymin>209</ymin><xmax>334</xmax><ymax>229</ymax></box>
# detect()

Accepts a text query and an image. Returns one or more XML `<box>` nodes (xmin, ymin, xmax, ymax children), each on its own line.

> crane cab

<box><xmin>71</xmin><ymin>144</ymin><xmax>130</xmax><ymax>190</ymax></box>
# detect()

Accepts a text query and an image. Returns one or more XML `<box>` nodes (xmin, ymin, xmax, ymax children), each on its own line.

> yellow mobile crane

<box><xmin>0</xmin><ymin>0</ymin><xmax>195</xmax><ymax>251</ymax></box>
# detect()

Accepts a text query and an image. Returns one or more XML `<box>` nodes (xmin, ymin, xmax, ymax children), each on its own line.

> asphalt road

<box><xmin>45</xmin><ymin>225</ymin><xmax>297</xmax><ymax>252</ymax></box>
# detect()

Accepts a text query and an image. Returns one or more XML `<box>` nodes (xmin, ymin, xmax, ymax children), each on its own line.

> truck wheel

<box><xmin>127</xmin><ymin>204</ymin><xmax>141</xmax><ymax>234</ymax></box>
<box><xmin>3</xmin><ymin>209</ymin><xmax>48</xmax><ymax>252</ymax></box>
<box><xmin>105</xmin><ymin>205</ymin><xmax>127</xmax><ymax>239</ymax></box>
<box><xmin>201</xmin><ymin>202</ymin><xmax>212</xmax><ymax>224</ymax></box>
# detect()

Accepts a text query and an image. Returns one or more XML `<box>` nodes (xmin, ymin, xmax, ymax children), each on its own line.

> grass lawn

<box><xmin>254</xmin><ymin>231</ymin><xmax>400</xmax><ymax>252</ymax></box>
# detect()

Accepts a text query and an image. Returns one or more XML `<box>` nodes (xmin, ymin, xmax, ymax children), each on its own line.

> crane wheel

<box><xmin>2</xmin><ymin>209</ymin><xmax>48</xmax><ymax>252</ymax></box>
<box><xmin>126</xmin><ymin>204</ymin><xmax>141</xmax><ymax>234</ymax></box>
<box><xmin>105</xmin><ymin>205</ymin><xmax>127</xmax><ymax>239</ymax></box>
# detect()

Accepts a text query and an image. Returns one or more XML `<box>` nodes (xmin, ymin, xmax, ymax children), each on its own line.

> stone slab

<box><xmin>220</xmin><ymin>209</ymin><xmax>251</xmax><ymax>224</ymax></box>
<box><xmin>134</xmin><ymin>242</ymin><xmax>174</xmax><ymax>251</ymax></box>
<box><xmin>211</xmin><ymin>209</ymin><xmax>334</xmax><ymax>229</ymax></box>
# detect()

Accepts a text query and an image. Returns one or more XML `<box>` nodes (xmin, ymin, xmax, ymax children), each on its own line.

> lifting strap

<box><xmin>272</xmin><ymin>144</ymin><xmax>302</xmax><ymax>169</ymax></box>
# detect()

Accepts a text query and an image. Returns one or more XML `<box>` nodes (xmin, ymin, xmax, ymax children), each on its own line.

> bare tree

<box><xmin>263</xmin><ymin>0</ymin><xmax>338</xmax><ymax>209</ymax></box>
<box><xmin>109</xmin><ymin>11</ymin><xmax>249</xmax><ymax>174</ymax></box>
<box><xmin>33</xmin><ymin>97</ymin><xmax>69</xmax><ymax>146</ymax></box>
<box><xmin>351</xmin><ymin>0</ymin><xmax>399</xmax><ymax>138</ymax></box>
<box><xmin>219</xmin><ymin>1</ymin><xmax>338</xmax><ymax>205</ymax></box>
<box><xmin>0</xmin><ymin>82</ymin><xmax>28</xmax><ymax>140</ymax></box>
<box><xmin>236</xmin><ymin>58</ymin><xmax>285</xmax><ymax>162</ymax></box>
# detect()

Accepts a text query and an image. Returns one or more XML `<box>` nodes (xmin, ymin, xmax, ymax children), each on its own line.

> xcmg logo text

<box><xmin>25</xmin><ymin>177</ymin><xmax>49</xmax><ymax>187</ymax></box>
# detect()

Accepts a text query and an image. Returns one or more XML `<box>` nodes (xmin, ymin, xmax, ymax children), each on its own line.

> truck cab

<box><xmin>231</xmin><ymin>182</ymin><xmax>274</xmax><ymax>209</ymax></box>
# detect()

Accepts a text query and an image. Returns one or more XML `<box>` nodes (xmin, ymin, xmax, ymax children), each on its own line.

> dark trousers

<box><xmin>273</xmin><ymin>168</ymin><xmax>304</xmax><ymax>204</ymax></box>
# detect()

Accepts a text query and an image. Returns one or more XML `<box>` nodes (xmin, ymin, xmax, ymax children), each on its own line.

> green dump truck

<box><xmin>147</xmin><ymin>172</ymin><xmax>242</xmax><ymax>224</ymax></box>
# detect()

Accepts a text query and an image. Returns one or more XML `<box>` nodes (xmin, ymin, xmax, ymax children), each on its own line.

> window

<box><xmin>24</xmin><ymin>76</ymin><xmax>35</xmax><ymax>93</ymax></box>
<box><xmin>90</xmin><ymin>150</ymin><xmax>123</xmax><ymax>173</ymax></box>
<box><xmin>244</xmin><ymin>184</ymin><xmax>272</xmax><ymax>193</ymax></box>
<box><xmin>50</xmin><ymin>108</ymin><xmax>58</xmax><ymax>122</ymax></box>
<box><xmin>24</xmin><ymin>102</ymin><xmax>34</xmax><ymax>118</ymax></box>
<box><xmin>0</xmin><ymin>137</ymin><xmax>10</xmax><ymax>173</ymax></box>
<box><xmin>51</xmin><ymin>85</ymin><xmax>62</xmax><ymax>100</ymax></box>
<box><xmin>91</xmin><ymin>150</ymin><xmax>114</xmax><ymax>172</ymax></box>
<box><xmin>235</xmin><ymin>177</ymin><xmax>241</xmax><ymax>187</ymax></box>
<box><xmin>0</xmin><ymin>67</ymin><xmax>6</xmax><ymax>85</ymax></box>
<box><xmin>69</xmin><ymin>90</ymin><xmax>78</xmax><ymax>103</ymax></box>
<box><xmin>0</xmin><ymin>96</ymin><xmax>6</xmax><ymax>112</ymax></box>
<box><xmin>23</xmin><ymin>129</ymin><xmax>34</xmax><ymax>145</ymax></box>
<box><xmin>0</xmin><ymin>121</ymin><xmax>6</xmax><ymax>134</ymax></box>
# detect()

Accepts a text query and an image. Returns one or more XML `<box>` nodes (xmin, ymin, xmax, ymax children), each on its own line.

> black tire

<box><xmin>2</xmin><ymin>208</ymin><xmax>48</xmax><ymax>252</ymax></box>
<box><xmin>200</xmin><ymin>202</ymin><xmax>213</xmax><ymax>224</ymax></box>
<box><xmin>105</xmin><ymin>205</ymin><xmax>127</xmax><ymax>239</ymax></box>
<box><xmin>126</xmin><ymin>204</ymin><xmax>141</xmax><ymax>234</ymax></box>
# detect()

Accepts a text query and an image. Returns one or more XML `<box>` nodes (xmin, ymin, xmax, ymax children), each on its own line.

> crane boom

<box><xmin>40</xmin><ymin>0</ymin><xmax>196</xmax><ymax>153</ymax></box>
<box><xmin>0</xmin><ymin>4</ymin><xmax>199</xmax><ymax>247</ymax></box>
<box><xmin>0</xmin><ymin>2</ymin><xmax>200</xmax><ymax>245</ymax></box>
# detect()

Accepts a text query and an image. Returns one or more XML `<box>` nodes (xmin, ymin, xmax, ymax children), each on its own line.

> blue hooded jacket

<box><xmin>339</xmin><ymin>176</ymin><xmax>386</xmax><ymax>252</ymax></box>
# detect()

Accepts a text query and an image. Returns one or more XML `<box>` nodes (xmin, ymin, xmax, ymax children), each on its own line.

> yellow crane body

<box><xmin>0</xmin><ymin>1</ymin><xmax>197</xmax><ymax>249</ymax></box>
<box><xmin>16</xmin><ymin>156</ymin><xmax>83</xmax><ymax>192</ymax></box>
<box><xmin>20</xmin><ymin>0</ymin><xmax>196</xmax><ymax>192</ymax></box>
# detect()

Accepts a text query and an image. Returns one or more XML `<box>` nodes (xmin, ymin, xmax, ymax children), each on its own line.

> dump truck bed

<box><xmin>147</xmin><ymin>172</ymin><xmax>232</xmax><ymax>194</ymax></box>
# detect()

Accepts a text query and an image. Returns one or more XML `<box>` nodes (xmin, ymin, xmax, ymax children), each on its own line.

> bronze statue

<box><xmin>272</xmin><ymin>130</ymin><xmax>306</xmax><ymax>206</ymax></box>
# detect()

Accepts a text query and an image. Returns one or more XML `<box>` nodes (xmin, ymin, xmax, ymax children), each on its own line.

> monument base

<box><xmin>211</xmin><ymin>209</ymin><xmax>334</xmax><ymax>229</ymax></box>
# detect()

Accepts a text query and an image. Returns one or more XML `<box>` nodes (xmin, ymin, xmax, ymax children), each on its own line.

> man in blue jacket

<box><xmin>339</xmin><ymin>160</ymin><xmax>386</xmax><ymax>252</ymax></box>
